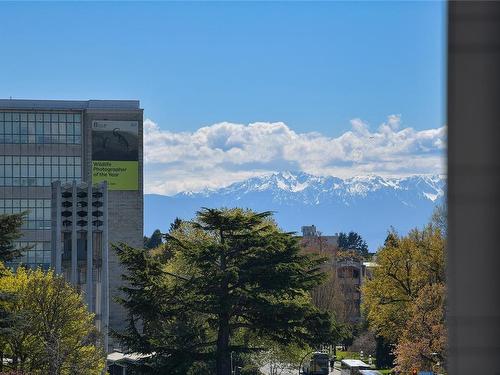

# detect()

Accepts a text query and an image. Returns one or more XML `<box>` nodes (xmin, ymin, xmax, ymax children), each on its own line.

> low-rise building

<box><xmin>298</xmin><ymin>224</ymin><xmax>378</xmax><ymax>324</ymax></box>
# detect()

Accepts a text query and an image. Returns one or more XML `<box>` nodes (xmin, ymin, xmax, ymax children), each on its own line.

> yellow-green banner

<box><xmin>92</xmin><ymin>161</ymin><xmax>139</xmax><ymax>190</ymax></box>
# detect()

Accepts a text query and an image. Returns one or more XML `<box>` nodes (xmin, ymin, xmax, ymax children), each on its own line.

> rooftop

<box><xmin>0</xmin><ymin>99</ymin><xmax>140</xmax><ymax>111</ymax></box>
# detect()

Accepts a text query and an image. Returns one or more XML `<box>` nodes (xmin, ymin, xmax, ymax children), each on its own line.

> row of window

<box><xmin>0</xmin><ymin>112</ymin><xmax>81</xmax><ymax>122</ymax></box>
<box><xmin>0</xmin><ymin>122</ymin><xmax>81</xmax><ymax>135</ymax></box>
<box><xmin>0</xmin><ymin>156</ymin><xmax>82</xmax><ymax>187</ymax></box>
<box><xmin>0</xmin><ymin>134</ymin><xmax>81</xmax><ymax>145</ymax></box>
<box><xmin>0</xmin><ymin>200</ymin><xmax>52</xmax><ymax>230</ymax></box>
<box><xmin>0</xmin><ymin>164</ymin><xmax>82</xmax><ymax>178</ymax></box>
<box><xmin>0</xmin><ymin>177</ymin><xmax>81</xmax><ymax>188</ymax></box>
<box><xmin>0</xmin><ymin>199</ymin><xmax>51</xmax><ymax>208</ymax></box>
<box><xmin>0</xmin><ymin>112</ymin><xmax>82</xmax><ymax>144</ymax></box>
<box><xmin>14</xmin><ymin>241</ymin><xmax>51</xmax><ymax>269</ymax></box>
<box><xmin>0</xmin><ymin>156</ymin><xmax>81</xmax><ymax>165</ymax></box>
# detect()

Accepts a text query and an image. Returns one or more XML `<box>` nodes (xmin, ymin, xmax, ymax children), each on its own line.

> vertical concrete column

<box><xmin>87</xmin><ymin>182</ymin><xmax>93</xmax><ymax>312</ymax></box>
<box><xmin>102</xmin><ymin>181</ymin><xmax>109</xmax><ymax>351</ymax></box>
<box><xmin>54</xmin><ymin>181</ymin><xmax>62</xmax><ymax>274</ymax></box>
<box><xmin>71</xmin><ymin>181</ymin><xmax>77</xmax><ymax>285</ymax></box>
<box><xmin>448</xmin><ymin>2</ymin><xmax>500</xmax><ymax>373</ymax></box>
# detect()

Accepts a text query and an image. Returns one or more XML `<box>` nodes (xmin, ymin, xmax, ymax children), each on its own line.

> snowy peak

<box><xmin>175</xmin><ymin>171</ymin><xmax>446</xmax><ymax>205</ymax></box>
<box><xmin>146</xmin><ymin>172</ymin><xmax>446</xmax><ymax>250</ymax></box>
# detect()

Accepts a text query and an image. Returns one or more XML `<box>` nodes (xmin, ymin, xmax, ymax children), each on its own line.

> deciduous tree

<box><xmin>362</xmin><ymin>207</ymin><xmax>446</xmax><ymax>372</ymax></box>
<box><xmin>0</xmin><ymin>269</ymin><xmax>106</xmax><ymax>375</ymax></box>
<box><xmin>393</xmin><ymin>283</ymin><xmax>446</xmax><ymax>373</ymax></box>
<box><xmin>361</xmin><ymin>224</ymin><xmax>445</xmax><ymax>342</ymax></box>
<box><xmin>0</xmin><ymin>213</ymin><xmax>31</xmax><ymax>370</ymax></box>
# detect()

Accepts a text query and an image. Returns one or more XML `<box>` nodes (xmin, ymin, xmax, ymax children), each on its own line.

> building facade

<box><xmin>52</xmin><ymin>180</ymin><xmax>110</xmax><ymax>348</ymax></box>
<box><xmin>0</xmin><ymin>99</ymin><xmax>143</xmax><ymax>351</ymax></box>
<box><xmin>299</xmin><ymin>224</ymin><xmax>377</xmax><ymax>323</ymax></box>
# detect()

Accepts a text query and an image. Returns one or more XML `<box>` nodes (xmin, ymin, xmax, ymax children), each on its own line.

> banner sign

<box><xmin>92</xmin><ymin>121</ymin><xmax>139</xmax><ymax>190</ymax></box>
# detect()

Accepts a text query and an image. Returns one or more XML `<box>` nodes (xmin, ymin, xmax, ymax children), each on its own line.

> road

<box><xmin>260</xmin><ymin>363</ymin><xmax>341</xmax><ymax>375</ymax></box>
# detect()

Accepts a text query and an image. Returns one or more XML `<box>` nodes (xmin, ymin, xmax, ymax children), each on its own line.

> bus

<box><xmin>340</xmin><ymin>359</ymin><xmax>372</xmax><ymax>375</ymax></box>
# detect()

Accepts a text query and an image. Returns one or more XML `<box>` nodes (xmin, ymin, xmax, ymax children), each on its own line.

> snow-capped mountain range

<box><xmin>145</xmin><ymin>172</ymin><xmax>446</xmax><ymax>251</ymax></box>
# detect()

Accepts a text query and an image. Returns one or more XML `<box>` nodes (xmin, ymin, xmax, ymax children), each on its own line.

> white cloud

<box><xmin>144</xmin><ymin>116</ymin><xmax>446</xmax><ymax>195</ymax></box>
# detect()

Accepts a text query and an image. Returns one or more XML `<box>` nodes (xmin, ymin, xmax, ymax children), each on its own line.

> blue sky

<box><xmin>0</xmin><ymin>2</ymin><xmax>446</xmax><ymax>194</ymax></box>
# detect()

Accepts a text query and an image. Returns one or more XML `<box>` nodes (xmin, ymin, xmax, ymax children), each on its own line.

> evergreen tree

<box><xmin>375</xmin><ymin>335</ymin><xmax>395</xmax><ymax>369</ymax></box>
<box><xmin>383</xmin><ymin>228</ymin><xmax>399</xmax><ymax>248</ymax></box>
<box><xmin>337</xmin><ymin>231</ymin><xmax>369</xmax><ymax>256</ymax></box>
<box><xmin>115</xmin><ymin>208</ymin><xmax>341</xmax><ymax>375</ymax></box>
<box><xmin>169</xmin><ymin>217</ymin><xmax>183</xmax><ymax>232</ymax></box>
<box><xmin>0</xmin><ymin>212</ymin><xmax>29</xmax><ymax>263</ymax></box>
<box><xmin>144</xmin><ymin>229</ymin><xmax>163</xmax><ymax>250</ymax></box>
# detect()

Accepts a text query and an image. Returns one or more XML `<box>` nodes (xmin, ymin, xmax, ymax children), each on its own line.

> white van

<box><xmin>340</xmin><ymin>359</ymin><xmax>372</xmax><ymax>375</ymax></box>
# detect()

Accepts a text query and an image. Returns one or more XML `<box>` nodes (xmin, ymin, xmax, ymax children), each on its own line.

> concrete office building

<box><xmin>0</xmin><ymin>99</ymin><xmax>143</xmax><ymax>351</ymax></box>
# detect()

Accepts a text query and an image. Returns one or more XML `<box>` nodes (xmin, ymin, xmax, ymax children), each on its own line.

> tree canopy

<box><xmin>393</xmin><ymin>283</ymin><xmax>446</xmax><ymax>373</ymax></box>
<box><xmin>143</xmin><ymin>229</ymin><xmax>163</xmax><ymax>250</ymax></box>
<box><xmin>0</xmin><ymin>268</ymin><xmax>106</xmax><ymax>375</ymax></box>
<box><xmin>337</xmin><ymin>231</ymin><xmax>369</xmax><ymax>257</ymax></box>
<box><xmin>115</xmin><ymin>208</ymin><xmax>342</xmax><ymax>375</ymax></box>
<box><xmin>0</xmin><ymin>213</ymin><xmax>29</xmax><ymax>264</ymax></box>
<box><xmin>362</xmin><ymin>207</ymin><xmax>446</xmax><ymax>372</ymax></box>
<box><xmin>0</xmin><ymin>213</ymin><xmax>30</xmax><ymax>344</ymax></box>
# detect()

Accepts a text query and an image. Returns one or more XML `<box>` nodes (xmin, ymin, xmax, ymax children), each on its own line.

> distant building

<box><xmin>336</xmin><ymin>256</ymin><xmax>363</xmax><ymax>322</ymax></box>
<box><xmin>301</xmin><ymin>225</ymin><xmax>318</xmax><ymax>237</ymax></box>
<box><xmin>335</xmin><ymin>258</ymin><xmax>379</xmax><ymax>323</ymax></box>
<box><xmin>300</xmin><ymin>225</ymin><xmax>339</xmax><ymax>251</ymax></box>
<box><xmin>298</xmin><ymin>224</ymin><xmax>379</xmax><ymax>324</ymax></box>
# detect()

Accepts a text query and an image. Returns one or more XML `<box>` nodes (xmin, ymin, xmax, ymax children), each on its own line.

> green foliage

<box><xmin>362</xmin><ymin>223</ymin><xmax>445</xmax><ymax>342</ymax></box>
<box><xmin>144</xmin><ymin>229</ymin><xmax>163</xmax><ymax>250</ymax></box>
<box><xmin>335</xmin><ymin>351</ymin><xmax>360</xmax><ymax>361</ymax></box>
<box><xmin>169</xmin><ymin>217</ymin><xmax>183</xmax><ymax>232</ymax></box>
<box><xmin>116</xmin><ymin>208</ymin><xmax>342</xmax><ymax>374</ymax></box>
<box><xmin>337</xmin><ymin>232</ymin><xmax>369</xmax><ymax>257</ymax></box>
<box><xmin>0</xmin><ymin>268</ymin><xmax>106</xmax><ymax>375</ymax></box>
<box><xmin>362</xmin><ymin>206</ymin><xmax>446</xmax><ymax>373</ymax></box>
<box><xmin>393</xmin><ymin>283</ymin><xmax>446</xmax><ymax>373</ymax></box>
<box><xmin>375</xmin><ymin>335</ymin><xmax>395</xmax><ymax>369</ymax></box>
<box><xmin>0</xmin><ymin>213</ymin><xmax>29</xmax><ymax>264</ymax></box>
<box><xmin>0</xmin><ymin>213</ymin><xmax>30</xmax><ymax>341</ymax></box>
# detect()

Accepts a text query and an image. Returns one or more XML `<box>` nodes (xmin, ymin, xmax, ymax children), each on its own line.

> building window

<box><xmin>0</xmin><ymin>199</ymin><xmax>51</xmax><ymax>230</ymax></box>
<box><xmin>0</xmin><ymin>111</ymin><xmax>82</xmax><ymax>145</ymax></box>
<box><xmin>12</xmin><ymin>241</ymin><xmax>51</xmax><ymax>269</ymax></box>
<box><xmin>0</xmin><ymin>155</ymin><xmax>81</xmax><ymax>187</ymax></box>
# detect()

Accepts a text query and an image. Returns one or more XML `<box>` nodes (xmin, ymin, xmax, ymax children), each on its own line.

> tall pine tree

<box><xmin>0</xmin><ymin>212</ymin><xmax>29</xmax><ymax>263</ymax></box>
<box><xmin>115</xmin><ymin>208</ymin><xmax>341</xmax><ymax>375</ymax></box>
